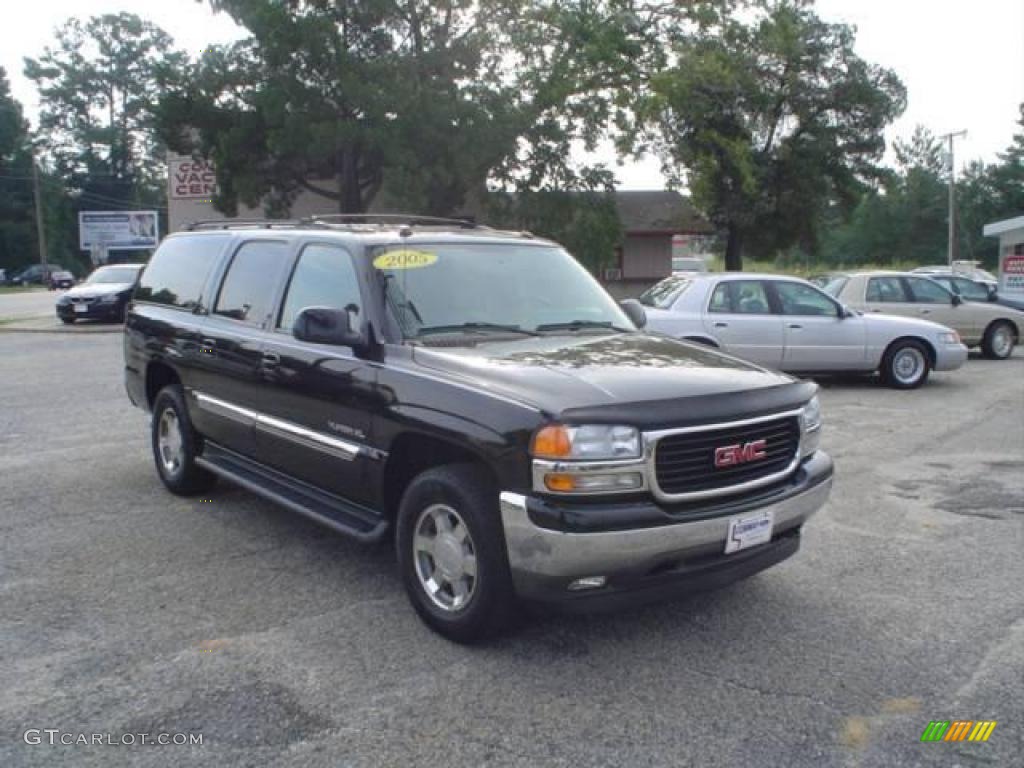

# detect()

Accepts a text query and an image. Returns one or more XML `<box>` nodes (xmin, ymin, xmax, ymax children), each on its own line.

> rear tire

<box><xmin>880</xmin><ymin>339</ymin><xmax>931</xmax><ymax>389</ymax></box>
<box><xmin>396</xmin><ymin>464</ymin><xmax>516</xmax><ymax>644</ymax></box>
<box><xmin>151</xmin><ymin>385</ymin><xmax>217</xmax><ymax>495</ymax></box>
<box><xmin>981</xmin><ymin>320</ymin><xmax>1016</xmax><ymax>360</ymax></box>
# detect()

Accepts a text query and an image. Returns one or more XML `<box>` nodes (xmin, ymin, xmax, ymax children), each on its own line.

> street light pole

<box><xmin>940</xmin><ymin>129</ymin><xmax>967</xmax><ymax>268</ymax></box>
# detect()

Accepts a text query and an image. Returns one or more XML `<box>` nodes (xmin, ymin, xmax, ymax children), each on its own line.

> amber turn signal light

<box><xmin>531</xmin><ymin>424</ymin><xmax>572</xmax><ymax>459</ymax></box>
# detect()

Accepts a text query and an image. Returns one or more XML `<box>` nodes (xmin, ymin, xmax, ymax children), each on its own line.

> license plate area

<box><xmin>724</xmin><ymin>510</ymin><xmax>774</xmax><ymax>554</ymax></box>
<box><xmin>73</xmin><ymin>304</ymin><xmax>89</xmax><ymax>313</ymax></box>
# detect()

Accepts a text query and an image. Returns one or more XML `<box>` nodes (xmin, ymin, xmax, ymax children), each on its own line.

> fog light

<box><xmin>568</xmin><ymin>576</ymin><xmax>607</xmax><ymax>591</ymax></box>
<box><xmin>543</xmin><ymin>472</ymin><xmax>643</xmax><ymax>493</ymax></box>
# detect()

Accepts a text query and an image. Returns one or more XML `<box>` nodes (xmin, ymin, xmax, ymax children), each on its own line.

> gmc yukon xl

<box><xmin>124</xmin><ymin>216</ymin><xmax>834</xmax><ymax>642</ymax></box>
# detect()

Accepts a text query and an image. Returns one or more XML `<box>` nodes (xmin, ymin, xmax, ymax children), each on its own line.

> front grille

<box><xmin>654</xmin><ymin>416</ymin><xmax>800</xmax><ymax>497</ymax></box>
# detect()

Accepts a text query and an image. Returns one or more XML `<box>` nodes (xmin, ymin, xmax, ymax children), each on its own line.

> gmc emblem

<box><xmin>714</xmin><ymin>439</ymin><xmax>768</xmax><ymax>468</ymax></box>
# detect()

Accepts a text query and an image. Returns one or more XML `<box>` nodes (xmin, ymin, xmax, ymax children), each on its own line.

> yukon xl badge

<box><xmin>714</xmin><ymin>439</ymin><xmax>768</xmax><ymax>468</ymax></box>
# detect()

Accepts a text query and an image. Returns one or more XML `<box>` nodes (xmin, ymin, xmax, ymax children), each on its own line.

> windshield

<box><xmin>86</xmin><ymin>266</ymin><xmax>140</xmax><ymax>285</ymax></box>
<box><xmin>373</xmin><ymin>243</ymin><xmax>632</xmax><ymax>339</ymax></box>
<box><xmin>639</xmin><ymin>276</ymin><xmax>693</xmax><ymax>308</ymax></box>
<box><xmin>820</xmin><ymin>276</ymin><xmax>849</xmax><ymax>297</ymax></box>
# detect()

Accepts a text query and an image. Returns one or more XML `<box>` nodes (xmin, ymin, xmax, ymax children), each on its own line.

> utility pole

<box><xmin>31</xmin><ymin>151</ymin><xmax>48</xmax><ymax>268</ymax></box>
<box><xmin>940</xmin><ymin>129</ymin><xmax>967</xmax><ymax>268</ymax></box>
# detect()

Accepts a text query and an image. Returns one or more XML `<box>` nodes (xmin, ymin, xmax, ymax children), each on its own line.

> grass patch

<box><xmin>0</xmin><ymin>285</ymin><xmax>47</xmax><ymax>295</ymax></box>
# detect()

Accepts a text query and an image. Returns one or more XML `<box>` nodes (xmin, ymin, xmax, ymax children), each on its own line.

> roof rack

<box><xmin>185</xmin><ymin>218</ymin><xmax>308</xmax><ymax>231</ymax></box>
<box><xmin>305</xmin><ymin>213</ymin><xmax>480</xmax><ymax>229</ymax></box>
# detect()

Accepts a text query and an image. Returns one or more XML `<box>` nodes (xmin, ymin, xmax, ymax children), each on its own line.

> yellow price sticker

<box><xmin>373</xmin><ymin>249</ymin><xmax>438</xmax><ymax>270</ymax></box>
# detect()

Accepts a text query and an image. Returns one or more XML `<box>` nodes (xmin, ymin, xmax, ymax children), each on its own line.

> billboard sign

<box><xmin>170</xmin><ymin>158</ymin><xmax>216</xmax><ymax>199</ymax></box>
<box><xmin>79</xmin><ymin>211</ymin><xmax>159</xmax><ymax>251</ymax></box>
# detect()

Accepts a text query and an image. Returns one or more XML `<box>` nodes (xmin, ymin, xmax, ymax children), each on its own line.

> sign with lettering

<box><xmin>170</xmin><ymin>158</ymin><xmax>217</xmax><ymax>199</ymax></box>
<box><xmin>79</xmin><ymin>211</ymin><xmax>159</xmax><ymax>251</ymax></box>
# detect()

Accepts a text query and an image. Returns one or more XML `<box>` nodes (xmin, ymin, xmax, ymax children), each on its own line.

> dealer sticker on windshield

<box><xmin>373</xmin><ymin>249</ymin><xmax>438</xmax><ymax>270</ymax></box>
<box><xmin>724</xmin><ymin>510</ymin><xmax>774</xmax><ymax>554</ymax></box>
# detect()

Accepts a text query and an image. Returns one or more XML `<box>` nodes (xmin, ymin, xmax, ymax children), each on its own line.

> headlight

<box><xmin>799</xmin><ymin>396</ymin><xmax>822</xmax><ymax>457</ymax></box>
<box><xmin>938</xmin><ymin>331</ymin><xmax>960</xmax><ymax>344</ymax></box>
<box><xmin>800</xmin><ymin>396</ymin><xmax>821</xmax><ymax>433</ymax></box>
<box><xmin>98</xmin><ymin>293</ymin><xmax>120</xmax><ymax>304</ymax></box>
<box><xmin>531</xmin><ymin>424</ymin><xmax>641</xmax><ymax>460</ymax></box>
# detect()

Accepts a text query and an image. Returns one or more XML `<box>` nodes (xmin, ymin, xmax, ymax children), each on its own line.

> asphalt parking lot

<box><xmin>1</xmin><ymin>328</ymin><xmax>1021</xmax><ymax>768</ymax></box>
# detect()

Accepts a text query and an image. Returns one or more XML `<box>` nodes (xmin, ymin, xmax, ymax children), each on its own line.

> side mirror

<box><xmin>292</xmin><ymin>306</ymin><xmax>365</xmax><ymax>349</ymax></box>
<box><xmin>987</xmin><ymin>285</ymin><xmax>999</xmax><ymax>301</ymax></box>
<box><xmin>951</xmin><ymin>294</ymin><xmax>962</xmax><ymax>306</ymax></box>
<box><xmin>620</xmin><ymin>298</ymin><xmax>647</xmax><ymax>329</ymax></box>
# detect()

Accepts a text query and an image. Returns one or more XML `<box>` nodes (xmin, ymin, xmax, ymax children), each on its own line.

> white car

<box><xmin>640</xmin><ymin>273</ymin><xmax>968</xmax><ymax>389</ymax></box>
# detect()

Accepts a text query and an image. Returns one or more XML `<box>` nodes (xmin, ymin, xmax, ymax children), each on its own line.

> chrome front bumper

<box><xmin>499</xmin><ymin>452</ymin><xmax>833</xmax><ymax>603</ymax></box>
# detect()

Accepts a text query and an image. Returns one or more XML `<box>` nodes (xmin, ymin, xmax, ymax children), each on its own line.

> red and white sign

<box><xmin>170</xmin><ymin>158</ymin><xmax>216</xmax><ymax>199</ymax></box>
<box><xmin>1000</xmin><ymin>253</ymin><xmax>1024</xmax><ymax>298</ymax></box>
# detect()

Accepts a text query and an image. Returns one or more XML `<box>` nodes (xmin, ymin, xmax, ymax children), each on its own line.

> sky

<box><xmin>2</xmin><ymin>0</ymin><xmax>1022</xmax><ymax>190</ymax></box>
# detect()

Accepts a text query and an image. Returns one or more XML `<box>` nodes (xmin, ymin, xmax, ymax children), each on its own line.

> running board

<box><xmin>196</xmin><ymin>442</ymin><xmax>388</xmax><ymax>543</ymax></box>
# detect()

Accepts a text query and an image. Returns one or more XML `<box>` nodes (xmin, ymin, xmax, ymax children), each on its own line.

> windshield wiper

<box><xmin>416</xmin><ymin>322</ymin><xmax>540</xmax><ymax>337</ymax></box>
<box><xmin>534</xmin><ymin>320</ymin><xmax>631</xmax><ymax>333</ymax></box>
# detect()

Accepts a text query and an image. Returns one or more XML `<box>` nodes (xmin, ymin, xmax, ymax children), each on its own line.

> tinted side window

<box><xmin>278</xmin><ymin>244</ymin><xmax>362</xmax><ymax>331</ymax></box>
<box><xmin>952</xmin><ymin>277</ymin><xmax>989</xmax><ymax>301</ymax></box>
<box><xmin>708</xmin><ymin>283</ymin><xmax>731</xmax><ymax>313</ymax></box>
<box><xmin>709</xmin><ymin>281</ymin><xmax>771</xmax><ymax>314</ymax></box>
<box><xmin>906</xmin><ymin>277</ymin><xmax>952</xmax><ymax>304</ymax></box>
<box><xmin>135</xmin><ymin>235</ymin><xmax>229</xmax><ymax>309</ymax></box>
<box><xmin>213</xmin><ymin>241</ymin><xmax>289</xmax><ymax>325</ymax></box>
<box><xmin>773</xmin><ymin>281</ymin><xmax>838</xmax><ymax>317</ymax></box>
<box><xmin>866</xmin><ymin>277</ymin><xmax>909</xmax><ymax>303</ymax></box>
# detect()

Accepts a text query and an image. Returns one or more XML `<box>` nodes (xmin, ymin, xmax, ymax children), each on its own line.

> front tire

<box><xmin>151</xmin><ymin>385</ymin><xmax>216</xmax><ymax>495</ymax></box>
<box><xmin>880</xmin><ymin>339</ymin><xmax>931</xmax><ymax>389</ymax></box>
<box><xmin>396</xmin><ymin>464</ymin><xmax>516</xmax><ymax>644</ymax></box>
<box><xmin>981</xmin><ymin>320</ymin><xmax>1016</xmax><ymax>360</ymax></box>
<box><xmin>60</xmin><ymin>316</ymin><xmax>75</xmax><ymax>325</ymax></box>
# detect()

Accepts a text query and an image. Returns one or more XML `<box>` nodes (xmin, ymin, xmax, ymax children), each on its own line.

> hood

<box><xmin>411</xmin><ymin>332</ymin><xmax>800</xmax><ymax>422</ymax></box>
<box><xmin>860</xmin><ymin>311</ymin><xmax>952</xmax><ymax>335</ymax></box>
<box><xmin>64</xmin><ymin>282</ymin><xmax>134</xmax><ymax>298</ymax></box>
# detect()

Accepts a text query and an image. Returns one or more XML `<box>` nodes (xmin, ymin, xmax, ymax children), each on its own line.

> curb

<box><xmin>0</xmin><ymin>319</ymin><xmax>123</xmax><ymax>335</ymax></box>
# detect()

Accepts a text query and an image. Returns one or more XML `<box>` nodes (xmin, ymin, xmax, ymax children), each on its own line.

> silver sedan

<box><xmin>640</xmin><ymin>273</ymin><xmax>968</xmax><ymax>389</ymax></box>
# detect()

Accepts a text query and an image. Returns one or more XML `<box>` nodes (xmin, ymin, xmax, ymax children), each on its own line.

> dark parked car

<box><xmin>57</xmin><ymin>264</ymin><xmax>144</xmax><ymax>324</ymax></box>
<box><xmin>9</xmin><ymin>264</ymin><xmax>61</xmax><ymax>286</ymax></box>
<box><xmin>927</xmin><ymin>273</ymin><xmax>1024</xmax><ymax>313</ymax></box>
<box><xmin>124</xmin><ymin>216</ymin><xmax>833</xmax><ymax>642</ymax></box>
<box><xmin>48</xmin><ymin>270</ymin><xmax>75</xmax><ymax>290</ymax></box>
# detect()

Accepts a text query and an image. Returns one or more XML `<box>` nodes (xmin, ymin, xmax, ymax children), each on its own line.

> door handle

<box><xmin>714</xmin><ymin>322</ymin><xmax>729</xmax><ymax>328</ymax></box>
<box><xmin>261</xmin><ymin>352</ymin><xmax>281</xmax><ymax>367</ymax></box>
<box><xmin>920</xmin><ymin>309</ymin><xmax>931</xmax><ymax>315</ymax></box>
<box><xmin>870</xmin><ymin>309</ymin><xmax>882</xmax><ymax>313</ymax></box>
<box><xmin>788</xmin><ymin>324</ymin><xmax>802</xmax><ymax>329</ymax></box>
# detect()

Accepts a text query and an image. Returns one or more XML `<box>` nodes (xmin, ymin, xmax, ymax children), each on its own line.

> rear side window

<box><xmin>866</xmin><ymin>277</ymin><xmax>909</xmax><ymax>303</ymax></box>
<box><xmin>135</xmin><ymin>235</ymin><xmax>229</xmax><ymax>309</ymax></box>
<box><xmin>213</xmin><ymin>241</ymin><xmax>290</xmax><ymax>325</ymax></box>
<box><xmin>709</xmin><ymin>280</ymin><xmax>771</xmax><ymax>314</ymax></box>
<box><xmin>278</xmin><ymin>244</ymin><xmax>362</xmax><ymax>331</ymax></box>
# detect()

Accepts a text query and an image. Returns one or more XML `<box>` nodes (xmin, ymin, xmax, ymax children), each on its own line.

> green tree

<box><xmin>640</xmin><ymin>0</ymin><xmax>905</xmax><ymax>270</ymax></box>
<box><xmin>0</xmin><ymin>67</ymin><xmax>37</xmax><ymax>272</ymax></box>
<box><xmin>24</xmin><ymin>13</ymin><xmax>186</xmax><ymax>204</ymax></box>
<box><xmin>159</xmin><ymin>0</ymin><xmax>702</xmax><ymax>217</ymax></box>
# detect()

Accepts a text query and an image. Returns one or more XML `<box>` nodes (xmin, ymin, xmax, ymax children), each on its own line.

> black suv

<box><xmin>124</xmin><ymin>216</ymin><xmax>833</xmax><ymax>642</ymax></box>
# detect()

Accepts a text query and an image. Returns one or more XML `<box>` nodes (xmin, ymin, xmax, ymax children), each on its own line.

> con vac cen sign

<box><xmin>170</xmin><ymin>159</ymin><xmax>216</xmax><ymax>199</ymax></box>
